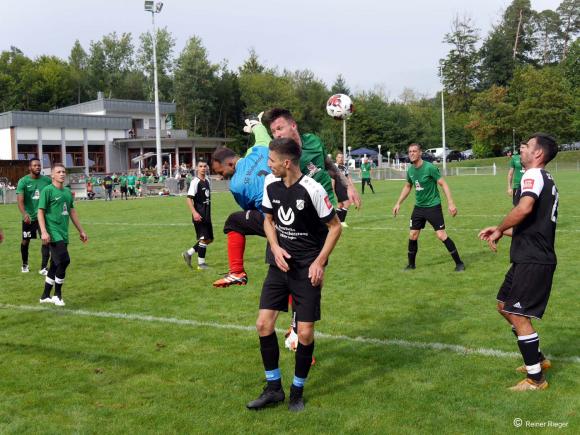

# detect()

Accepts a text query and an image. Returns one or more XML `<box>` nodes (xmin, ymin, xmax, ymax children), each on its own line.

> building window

<box><xmin>66</xmin><ymin>146</ymin><xmax>84</xmax><ymax>167</ymax></box>
<box><xmin>42</xmin><ymin>145</ymin><xmax>62</xmax><ymax>168</ymax></box>
<box><xmin>128</xmin><ymin>149</ymin><xmax>141</xmax><ymax>170</ymax></box>
<box><xmin>17</xmin><ymin>144</ymin><xmax>38</xmax><ymax>161</ymax></box>
<box><xmin>88</xmin><ymin>145</ymin><xmax>105</xmax><ymax>173</ymax></box>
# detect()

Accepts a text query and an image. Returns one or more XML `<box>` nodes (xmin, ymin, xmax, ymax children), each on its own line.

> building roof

<box><xmin>0</xmin><ymin>111</ymin><xmax>132</xmax><ymax>130</ymax></box>
<box><xmin>50</xmin><ymin>98</ymin><xmax>176</xmax><ymax>116</ymax></box>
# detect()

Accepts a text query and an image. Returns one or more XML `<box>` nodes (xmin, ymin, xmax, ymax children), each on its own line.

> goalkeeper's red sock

<box><xmin>227</xmin><ymin>231</ymin><xmax>246</xmax><ymax>274</ymax></box>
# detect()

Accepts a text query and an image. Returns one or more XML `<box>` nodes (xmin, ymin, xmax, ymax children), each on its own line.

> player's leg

<box><xmin>51</xmin><ymin>241</ymin><xmax>71</xmax><ymax>306</ymax></box>
<box><xmin>39</xmin><ymin>221</ymin><xmax>50</xmax><ymax>274</ymax></box>
<box><xmin>368</xmin><ymin>178</ymin><xmax>375</xmax><ymax>193</ymax></box>
<box><xmin>20</xmin><ymin>221</ymin><xmax>32</xmax><ymax>272</ymax></box>
<box><xmin>40</xmin><ymin>257</ymin><xmax>57</xmax><ymax>304</ymax></box>
<box><xmin>431</xmin><ymin>206</ymin><xmax>464</xmax><ymax>271</ymax></box>
<box><xmin>247</xmin><ymin>266</ymin><xmax>287</xmax><ymax>410</ymax></box>
<box><xmin>195</xmin><ymin>223</ymin><xmax>213</xmax><ymax>270</ymax></box>
<box><xmin>407</xmin><ymin>207</ymin><xmax>424</xmax><ymax>270</ymax></box>
<box><xmin>361</xmin><ymin>178</ymin><xmax>366</xmax><ymax>194</ymax></box>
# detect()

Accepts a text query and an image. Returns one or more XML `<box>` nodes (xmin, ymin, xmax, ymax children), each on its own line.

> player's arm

<box><xmin>16</xmin><ymin>193</ymin><xmax>30</xmax><ymax>224</ymax></box>
<box><xmin>325</xmin><ymin>156</ymin><xmax>361</xmax><ymax>209</ymax></box>
<box><xmin>309</xmin><ymin>215</ymin><xmax>342</xmax><ymax>286</ymax></box>
<box><xmin>37</xmin><ymin>208</ymin><xmax>50</xmax><ymax>244</ymax></box>
<box><xmin>264</xmin><ymin>213</ymin><xmax>291</xmax><ymax>272</ymax></box>
<box><xmin>507</xmin><ymin>168</ymin><xmax>514</xmax><ymax>195</ymax></box>
<box><xmin>69</xmin><ymin>208</ymin><xmax>88</xmax><ymax>243</ymax></box>
<box><xmin>479</xmin><ymin>197</ymin><xmax>534</xmax><ymax>251</ymax></box>
<box><xmin>186</xmin><ymin>197</ymin><xmax>202</xmax><ymax>222</ymax></box>
<box><xmin>393</xmin><ymin>182</ymin><xmax>412</xmax><ymax>216</ymax></box>
<box><xmin>437</xmin><ymin>177</ymin><xmax>457</xmax><ymax>217</ymax></box>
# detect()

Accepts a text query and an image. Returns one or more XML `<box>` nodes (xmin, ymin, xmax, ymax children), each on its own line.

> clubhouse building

<box><xmin>0</xmin><ymin>95</ymin><xmax>233</xmax><ymax>174</ymax></box>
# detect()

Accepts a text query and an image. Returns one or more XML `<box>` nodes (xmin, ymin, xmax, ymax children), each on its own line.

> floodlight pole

<box><xmin>342</xmin><ymin>119</ymin><xmax>347</xmax><ymax>166</ymax></box>
<box><xmin>441</xmin><ymin>90</ymin><xmax>447</xmax><ymax>176</ymax></box>
<box><xmin>146</xmin><ymin>3</ymin><xmax>163</xmax><ymax>176</ymax></box>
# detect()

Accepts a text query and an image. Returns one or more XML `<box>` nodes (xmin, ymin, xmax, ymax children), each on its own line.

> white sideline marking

<box><xmin>350</xmin><ymin>226</ymin><xmax>580</xmax><ymax>233</ymax></box>
<box><xmin>1</xmin><ymin>304</ymin><xmax>578</xmax><ymax>364</ymax></box>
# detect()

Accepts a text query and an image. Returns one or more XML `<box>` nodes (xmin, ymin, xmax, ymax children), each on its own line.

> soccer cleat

<box><xmin>21</xmin><ymin>265</ymin><xmax>30</xmax><ymax>273</ymax></box>
<box><xmin>288</xmin><ymin>385</ymin><xmax>305</xmax><ymax>412</ymax></box>
<box><xmin>340</xmin><ymin>222</ymin><xmax>349</xmax><ymax>228</ymax></box>
<box><xmin>52</xmin><ymin>296</ymin><xmax>66</xmax><ymax>306</ymax></box>
<box><xmin>197</xmin><ymin>263</ymin><xmax>210</xmax><ymax>270</ymax></box>
<box><xmin>246</xmin><ymin>385</ymin><xmax>285</xmax><ymax>410</ymax></box>
<box><xmin>509</xmin><ymin>378</ymin><xmax>548</xmax><ymax>391</ymax></box>
<box><xmin>39</xmin><ymin>297</ymin><xmax>53</xmax><ymax>304</ymax></box>
<box><xmin>516</xmin><ymin>359</ymin><xmax>552</xmax><ymax>374</ymax></box>
<box><xmin>403</xmin><ymin>265</ymin><xmax>416</xmax><ymax>271</ymax></box>
<box><xmin>182</xmin><ymin>251</ymin><xmax>193</xmax><ymax>269</ymax></box>
<box><xmin>39</xmin><ymin>268</ymin><xmax>48</xmax><ymax>276</ymax></box>
<box><xmin>213</xmin><ymin>272</ymin><xmax>248</xmax><ymax>288</ymax></box>
<box><xmin>454</xmin><ymin>262</ymin><xmax>466</xmax><ymax>272</ymax></box>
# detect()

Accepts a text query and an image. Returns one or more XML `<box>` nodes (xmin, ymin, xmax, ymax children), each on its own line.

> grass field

<box><xmin>0</xmin><ymin>171</ymin><xmax>578</xmax><ymax>434</ymax></box>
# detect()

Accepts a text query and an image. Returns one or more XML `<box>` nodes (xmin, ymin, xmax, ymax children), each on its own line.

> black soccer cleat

<box><xmin>288</xmin><ymin>385</ymin><xmax>305</xmax><ymax>412</ymax></box>
<box><xmin>246</xmin><ymin>385</ymin><xmax>285</xmax><ymax>410</ymax></box>
<box><xmin>454</xmin><ymin>262</ymin><xmax>466</xmax><ymax>272</ymax></box>
<box><xmin>403</xmin><ymin>264</ymin><xmax>416</xmax><ymax>271</ymax></box>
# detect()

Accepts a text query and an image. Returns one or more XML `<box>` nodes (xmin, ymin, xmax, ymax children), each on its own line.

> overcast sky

<box><xmin>1</xmin><ymin>0</ymin><xmax>562</xmax><ymax>99</ymax></box>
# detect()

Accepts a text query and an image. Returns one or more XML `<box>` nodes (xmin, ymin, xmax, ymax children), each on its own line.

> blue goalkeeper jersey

<box><xmin>230</xmin><ymin>145</ymin><xmax>271</xmax><ymax>212</ymax></box>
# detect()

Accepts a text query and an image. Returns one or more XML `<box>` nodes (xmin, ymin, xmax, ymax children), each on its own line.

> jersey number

<box><xmin>551</xmin><ymin>185</ymin><xmax>559</xmax><ymax>223</ymax></box>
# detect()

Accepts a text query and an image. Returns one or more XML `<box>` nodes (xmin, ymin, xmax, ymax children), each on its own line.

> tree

<box><xmin>439</xmin><ymin>15</ymin><xmax>480</xmax><ymax>111</ymax></box>
<box><xmin>531</xmin><ymin>10</ymin><xmax>564</xmax><ymax>64</ymax></box>
<box><xmin>239</xmin><ymin>48</ymin><xmax>265</xmax><ymax>75</ymax></box>
<box><xmin>557</xmin><ymin>0</ymin><xmax>580</xmax><ymax>59</ymax></box>
<box><xmin>68</xmin><ymin>40</ymin><xmax>88</xmax><ymax>103</ymax></box>
<box><xmin>330</xmin><ymin>74</ymin><xmax>350</xmax><ymax>95</ymax></box>
<box><xmin>137</xmin><ymin>27</ymin><xmax>176</xmax><ymax>101</ymax></box>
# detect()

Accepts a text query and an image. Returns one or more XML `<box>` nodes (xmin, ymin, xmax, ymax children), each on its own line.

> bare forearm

<box><xmin>70</xmin><ymin>209</ymin><xmax>85</xmax><ymax>234</ymax></box>
<box><xmin>440</xmin><ymin>180</ymin><xmax>454</xmax><ymax>204</ymax></box>
<box><xmin>497</xmin><ymin>206</ymin><xmax>529</xmax><ymax>233</ymax></box>
<box><xmin>186</xmin><ymin>198</ymin><xmax>197</xmax><ymax>215</ymax></box>
<box><xmin>38</xmin><ymin>209</ymin><xmax>47</xmax><ymax>233</ymax></box>
<box><xmin>396</xmin><ymin>184</ymin><xmax>411</xmax><ymax>205</ymax></box>
<box><xmin>264</xmin><ymin>215</ymin><xmax>279</xmax><ymax>249</ymax></box>
<box><xmin>314</xmin><ymin>217</ymin><xmax>342</xmax><ymax>265</ymax></box>
<box><xmin>17</xmin><ymin>197</ymin><xmax>26</xmax><ymax>216</ymax></box>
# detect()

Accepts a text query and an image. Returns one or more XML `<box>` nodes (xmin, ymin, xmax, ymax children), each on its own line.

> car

<box><xmin>461</xmin><ymin>149</ymin><xmax>474</xmax><ymax>159</ymax></box>
<box><xmin>421</xmin><ymin>152</ymin><xmax>435</xmax><ymax>163</ymax></box>
<box><xmin>446</xmin><ymin>150</ymin><xmax>464</xmax><ymax>162</ymax></box>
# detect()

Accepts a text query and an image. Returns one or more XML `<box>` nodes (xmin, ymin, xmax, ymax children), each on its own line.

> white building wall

<box><xmin>15</xmin><ymin>127</ymin><xmax>39</xmax><ymax>141</ymax></box>
<box><xmin>87</xmin><ymin>129</ymin><xmax>106</xmax><ymax>141</ymax></box>
<box><xmin>108</xmin><ymin>129</ymin><xmax>127</xmax><ymax>140</ymax></box>
<box><xmin>0</xmin><ymin>128</ymin><xmax>13</xmax><ymax>159</ymax></box>
<box><xmin>65</xmin><ymin>129</ymin><xmax>84</xmax><ymax>141</ymax></box>
<box><xmin>41</xmin><ymin>128</ymin><xmax>62</xmax><ymax>141</ymax></box>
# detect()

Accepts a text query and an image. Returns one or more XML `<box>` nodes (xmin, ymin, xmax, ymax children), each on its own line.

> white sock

<box><xmin>187</xmin><ymin>248</ymin><xmax>195</xmax><ymax>255</ymax></box>
<box><xmin>198</xmin><ymin>257</ymin><xmax>206</xmax><ymax>265</ymax></box>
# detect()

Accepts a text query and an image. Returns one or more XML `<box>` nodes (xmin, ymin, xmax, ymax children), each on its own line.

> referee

<box><xmin>392</xmin><ymin>143</ymin><xmax>465</xmax><ymax>271</ymax></box>
<box><xmin>246</xmin><ymin>138</ymin><xmax>341</xmax><ymax>412</ymax></box>
<box><xmin>479</xmin><ymin>133</ymin><xmax>558</xmax><ymax>391</ymax></box>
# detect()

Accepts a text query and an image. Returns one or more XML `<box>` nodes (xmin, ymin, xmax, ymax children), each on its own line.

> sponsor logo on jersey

<box><xmin>62</xmin><ymin>203</ymin><xmax>69</xmax><ymax>216</ymax></box>
<box><xmin>277</xmin><ymin>206</ymin><xmax>295</xmax><ymax>225</ymax></box>
<box><xmin>306</xmin><ymin>162</ymin><xmax>320</xmax><ymax>177</ymax></box>
<box><xmin>523</xmin><ymin>179</ymin><xmax>534</xmax><ymax>190</ymax></box>
<box><xmin>296</xmin><ymin>199</ymin><xmax>304</xmax><ymax>210</ymax></box>
<box><xmin>32</xmin><ymin>189</ymin><xmax>40</xmax><ymax>200</ymax></box>
<box><xmin>324</xmin><ymin>195</ymin><xmax>332</xmax><ymax>210</ymax></box>
<box><xmin>415</xmin><ymin>180</ymin><xmax>424</xmax><ymax>191</ymax></box>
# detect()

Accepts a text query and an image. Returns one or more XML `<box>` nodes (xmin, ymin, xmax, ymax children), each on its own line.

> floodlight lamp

<box><xmin>156</xmin><ymin>2</ymin><xmax>164</xmax><ymax>12</ymax></box>
<box><xmin>144</xmin><ymin>0</ymin><xmax>154</xmax><ymax>12</ymax></box>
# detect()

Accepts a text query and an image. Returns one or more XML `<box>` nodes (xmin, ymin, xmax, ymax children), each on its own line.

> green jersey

<box><xmin>510</xmin><ymin>155</ymin><xmax>525</xmax><ymax>189</ymax></box>
<box><xmin>119</xmin><ymin>176</ymin><xmax>128</xmax><ymax>187</ymax></box>
<box><xmin>406</xmin><ymin>161</ymin><xmax>442</xmax><ymax>207</ymax></box>
<box><xmin>127</xmin><ymin>175</ymin><xmax>137</xmax><ymax>186</ymax></box>
<box><xmin>16</xmin><ymin>174</ymin><xmax>52</xmax><ymax>221</ymax></box>
<box><xmin>361</xmin><ymin>162</ymin><xmax>371</xmax><ymax>179</ymax></box>
<box><xmin>300</xmin><ymin>133</ymin><xmax>336</xmax><ymax>206</ymax></box>
<box><xmin>38</xmin><ymin>184</ymin><xmax>75</xmax><ymax>243</ymax></box>
<box><xmin>140</xmin><ymin>175</ymin><xmax>148</xmax><ymax>185</ymax></box>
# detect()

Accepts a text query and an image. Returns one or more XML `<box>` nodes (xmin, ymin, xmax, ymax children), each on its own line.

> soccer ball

<box><xmin>326</xmin><ymin>94</ymin><xmax>354</xmax><ymax>120</ymax></box>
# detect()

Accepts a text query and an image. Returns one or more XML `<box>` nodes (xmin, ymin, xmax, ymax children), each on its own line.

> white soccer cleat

<box><xmin>21</xmin><ymin>265</ymin><xmax>30</xmax><ymax>273</ymax></box>
<box><xmin>284</xmin><ymin>328</ymin><xmax>298</xmax><ymax>352</ymax></box>
<box><xmin>52</xmin><ymin>296</ymin><xmax>65</xmax><ymax>306</ymax></box>
<box><xmin>39</xmin><ymin>297</ymin><xmax>53</xmax><ymax>304</ymax></box>
<box><xmin>39</xmin><ymin>268</ymin><xmax>48</xmax><ymax>276</ymax></box>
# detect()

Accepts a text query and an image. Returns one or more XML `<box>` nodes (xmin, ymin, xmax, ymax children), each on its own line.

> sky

<box><xmin>0</xmin><ymin>0</ymin><xmax>563</xmax><ymax>100</ymax></box>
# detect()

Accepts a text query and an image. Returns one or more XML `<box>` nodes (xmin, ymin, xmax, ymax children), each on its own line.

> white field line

<box><xmin>1</xmin><ymin>304</ymin><xmax>578</xmax><ymax>364</ymax></box>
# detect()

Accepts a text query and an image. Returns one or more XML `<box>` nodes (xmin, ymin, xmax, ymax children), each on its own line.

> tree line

<box><xmin>0</xmin><ymin>0</ymin><xmax>577</xmax><ymax>156</ymax></box>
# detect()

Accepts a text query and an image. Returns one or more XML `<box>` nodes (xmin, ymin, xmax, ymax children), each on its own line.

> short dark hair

<box><xmin>211</xmin><ymin>147</ymin><xmax>237</xmax><ymax>164</ymax></box>
<box><xmin>29</xmin><ymin>157</ymin><xmax>40</xmax><ymax>165</ymax></box>
<box><xmin>52</xmin><ymin>162</ymin><xmax>66</xmax><ymax>170</ymax></box>
<box><xmin>263</xmin><ymin>108</ymin><xmax>295</xmax><ymax>129</ymax></box>
<box><xmin>529</xmin><ymin>133</ymin><xmax>558</xmax><ymax>164</ymax></box>
<box><xmin>408</xmin><ymin>143</ymin><xmax>422</xmax><ymax>151</ymax></box>
<box><xmin>269</xmin><ymin>138</ymin><xmax>301</xmax><ymax>164</ymax></box>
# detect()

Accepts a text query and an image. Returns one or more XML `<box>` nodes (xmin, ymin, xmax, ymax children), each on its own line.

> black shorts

<box><xmin>193</xmin><ymin>220</ymin><xmax>214</xmax><ymax>241</ymax></box>
<box><xmin>410</xmin><ymin>204</ymin><xmax>445</xmax><ymax>231</ymax></box>
<box><xmin>223</xmin><ymin>210</ymin><xmax>265</xmax><ymax>237</ymax></box>
<box><xmin>22</xmin><ymin>220</ymin><xmax>40</xmax><ymax>240</ymax></box>
<box><xmin>497</xmin><ymin>263</ymin><xmax>556</xmax><ymax>319</ymax></box>
<box><xmin>512</xmin><ymin>188</ymin><xmax>520</xmax><ymax>206</ymax></box>
<box><xmin>335</xmin><ymin>179</ymin><xmax>349</xmax><ymax>203</ymax></box>
<box><xmin>260</xmin><ymin>265</ymin><xmax>321</xmax><ymax>322</ymax></box>
<box><xmin>120</xmin><ymin>186</ymin><xmax>128</xmax><ymax>193</ymax></box>
<box><xmin>49</xmin><ymin>241</ymin><xmax>70</xmax><ymax>266</ymax></box>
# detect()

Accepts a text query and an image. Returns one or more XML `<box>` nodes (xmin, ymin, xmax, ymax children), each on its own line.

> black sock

<box><xmin>192</xmin><ymin>241</ymin><xmax>199</xmax><ymax>253</ymax></box>
<box><xmin>42</xmin><ymin>276</ymin><xmax>54</xmax><ymax>299</ymax></box>
<box><xmin>370</xmin><ymin>183</ymin><xmax>375</xmax><ymax>193</ymax></box>
<box><xmin>41</xmin><ymin>245</ymin><xmax>50</xmax><ymax>269</ymax></box>
<box><xmin>336</xmin><ymin>208</ymin><xmax>347</xmax><ymax>223</ymax></box>
<box><xmin>443</xmin><ymin>237</ymin><xmax>462</xmax><ymax>265</ymax></box>
<box><xmin>517</xmin><ymin>333</ymin><xmax>543</xmax><ymax>382</ymax></box>
<box><xmin>21</xmin><ymin>243</ymin><xmax>29</xmax><ymax>266</ymax></box>
<box><xmin>197</xmin><ymin>243</ymin><xmax>207</xmax><ymax>259</ymax></box>
<box><xmin>408</xmin><ymin>239</ymin><xmax>418</xmax><ymax>267</ymax></box>
<box><xmin>293</xmin><ymin>341</ymin><xmax>315</xmax><ymax>389</ymax></box>
<box><xmin>259</xmin><ymin>333</ymin><xmax>281</xmax><ymax>389</ymax></box>
<box><xmin>55</xmin><ymin>277</ymin><xmax>64</xmax><ymax>299</ymax></box>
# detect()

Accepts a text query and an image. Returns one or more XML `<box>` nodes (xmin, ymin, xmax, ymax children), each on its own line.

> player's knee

<box><xmin>255</xmin><ymin>318</ymin><xmax>274</xmax><ymax>336</ymax></box>
<box><xmin>409</xmin><ymin>231</ymin><xmax>420</xmax><ymax>240</ymax></box>
<box><xmin>496</xmin><ymin>302</ymin><xmax>505</xmax><ymax>314</ymax></box>
<box><xmin>297</xmin><ymin>328</ymin><xmax>314</xmax><ymax>345</ymax></box>
<box><xmin>21</xmin><ymin>239</ymin><xmax>30</xmax><ymax>246</ymax></box>
<box><xmin>436</xmin><ymin>230</ymin><xmax>448</xmax><ymax>241</ymax></box>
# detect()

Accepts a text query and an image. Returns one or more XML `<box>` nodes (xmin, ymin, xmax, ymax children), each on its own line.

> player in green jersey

<box><xmin>16</xmin><ymin>158</ymin><xmax>52</xmax><ymax>274</ymax></box>
<box><xmin>360</xmin><ymin>157</ymin><xmax>375</xmax><ymax>194</ymax></box>
<box><xmin>38</xmin><ymin>163</ymin><xmax>88</xmax><ymax>306</ymax></box>
<box><xmin>127</xmin><ymin>173</ymin><xmax>137</xmax><ymax>198</ymax></box>
<box><xmin>392</xmin><ymin>143</ymin><xmax>465</xmax><ymax>272</ymax></box>
<box><xmin>119</xmin><ymin>174</ymin><xmax>128</xmax><ymax>200</ymax></box>
<box><xmin>507</xmin><ymin>150</ymin><xmax>526</xmax><ymax>205</ymax></box>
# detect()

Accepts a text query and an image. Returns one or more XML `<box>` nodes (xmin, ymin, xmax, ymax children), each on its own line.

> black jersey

<box><xmin>336</xmin><ymin>163</ymin><xmax>349</xmax><ymax>178</ymax></box>
<box><xmin>262</xmin><ymin>174</ymin><xmax>336</xmax><ymax>268</ymax></box>
<box><xmin>510</xmin><ymin>168</ymin><xmax>558</xmax><ymax>264</ymax></box>
<box><xmin>187</xmin><ymin>177</ymin><xmax>211</xmax><ymax>220</ymax></box>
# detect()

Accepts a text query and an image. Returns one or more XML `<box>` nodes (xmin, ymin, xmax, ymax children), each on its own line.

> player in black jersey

<box><xmin>333</xmin><ymin>152</ymin><xmax>352</xmax><ymax>227</ymax></box>
<box><xmin>246</xmin><ymin>138</ymin><xmax>342</xmax><ymax>412</ymax></box>
<box><xmin>479</xmin><ymin>133</ymin><xmax>559</xmax><ymax>391</ymax></box>
<box><xmin>182</xmin><ymin>161</ymin><xmax>213</xmax><ymax>270</ymax></box>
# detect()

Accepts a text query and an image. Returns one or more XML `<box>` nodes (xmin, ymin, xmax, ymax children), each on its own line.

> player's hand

<box><xmin>23</xmin><ymin>213</ymin><xmax>31</xmax><ymax>224</ymax></box>
<box><xmin>308</xmin><ymin>261</ymin><xmax>324</xmax><ymax>286</ymax></box>
<box><xmin>507</xmin><ymin>188</ymin><xmax>513</xmax><ymax>196</ymax></box>
<box><xmin>79</xmin><ymin>232</ymin><xmax>88</xmax><ymax>243</ymax></box>
<box><xmin>193</xmin><ymin>213</ymin><xmax>202</xmax><ymax>222</ymax></box>
<box><xmin>448</xmin><ymin>203</ymin><xmax>457</xmax><ymax>217</ymax></box>
<box><xmin>273</xmin><ymin>246</ymin><xmax>291</xmax><ymax>272</ymax></box>
<box><xmin>392</xmin><ymin>204</ymin><xmax>400</xmax><ymax>217</ymax></box>
<box><xmin>0</xmin><ymin>229</ymin><xmax>4</xmax><ymax>244</ymax></box>
<box><xmin>347</xmin><ymin>186</ymin><xmax>361</xmax><ymax>209</ymax></box>
<box><xmin>479</xmin><ymin>227</ymin><xmax>502</xmax><ymax>252</ymax></box>
<box><xmin>41</xmin><ymin>231</ymin><xmax>51</xmax><ymax>245</ymax></box>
